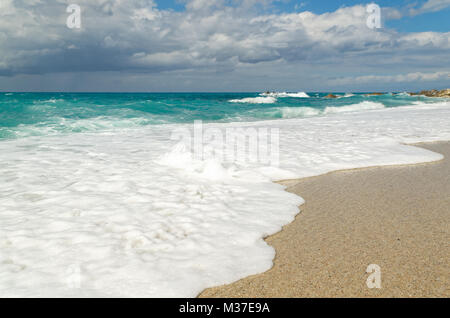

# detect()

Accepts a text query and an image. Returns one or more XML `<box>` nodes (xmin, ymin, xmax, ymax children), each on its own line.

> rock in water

<box><xmin>414</xmin><ymin>89</ymin><xmax>450</xmax><ymax>97</ymax></box>
<box><xmin>437</xmin><ymin>89</ymin><xmax>450</xmax><ymax>97</ymax></box>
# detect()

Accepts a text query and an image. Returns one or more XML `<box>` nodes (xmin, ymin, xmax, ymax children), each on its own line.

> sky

<box><xmin>0</xmin><ymin>0</ymin><xmax>449</xmax><ymax>92</ymax></box>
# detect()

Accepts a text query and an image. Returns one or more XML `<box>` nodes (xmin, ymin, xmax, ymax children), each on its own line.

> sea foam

<box><xmin>277</xmin><ymin>107</ymin><xmax>321</xmax><ymax>118</ymax></box>
<box><xmin>0</xmin><ymin>101</ymin><xmax>449</xmax><ymax>297</ymax></box>
<box><xmin>324</xmin><ymin>101</ymin><xmax>385</xmax><ymax>114</ymax></box>
<box><xmin>260</xmin><ymin>92</ymin><xmax>310</xmax><ymax>98</ymax></box>
<box><xmin>229</xmin><ymin>96</ymin><xmax>277</xmax><ymax>104</ymax></box>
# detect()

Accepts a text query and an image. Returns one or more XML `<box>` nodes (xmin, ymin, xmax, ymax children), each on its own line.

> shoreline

<box><xmin>199</xmin><ymin>141</ymin><xmax>450</xmax><ymax>298</ymax></box>
<box><xmin>277</xmin><ymin>143</ymin><xmax>445</xmax><ymax>188</ymax></box>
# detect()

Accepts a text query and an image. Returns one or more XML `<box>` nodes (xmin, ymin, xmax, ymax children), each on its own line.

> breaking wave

<box><xmin>229</xmin><ymin>96</ymin><xmax>277</xmax><ymax>104</ymax></box>
<box><xmin>324</xmin><ymin>101</ymin><xmax>386</xmax><ymax>114</ymax></box>
<box><xmin>260</xmin><ymin>92</ymin><xmax>310</xmax><ymax>98</ymax></box>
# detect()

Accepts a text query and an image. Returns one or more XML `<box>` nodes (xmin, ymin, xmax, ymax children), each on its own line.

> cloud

<box><xmin>409</xmin><ymin>0</ymin><xmax>450</xmax><ymax>16</ymax></box>
<box><xmin>0</xmin><ymin>0</ymin><xmax>449</xmax><ymax>90</ymax></box>
<box><xmin>329</xmin><ymin>71</ymin><xmax>450</xmax><ymax>86</ymax></box>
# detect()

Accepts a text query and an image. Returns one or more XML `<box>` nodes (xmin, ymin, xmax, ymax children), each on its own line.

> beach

<box><xmin>200</xmin><ymin>142</ymin><xmax>450</xmax><ymax>298</ymax></box>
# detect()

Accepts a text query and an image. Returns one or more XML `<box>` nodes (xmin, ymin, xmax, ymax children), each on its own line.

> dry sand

<box><xmin>200</xmin><ymin>142</ymin><xmax>450</xmax><ymax>298</ymax></box>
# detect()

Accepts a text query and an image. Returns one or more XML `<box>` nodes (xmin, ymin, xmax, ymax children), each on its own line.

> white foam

<box><xmin>260</xmin><ymin>92</ymin><xmax>309</xmax><ymax>98</ymax></box>
<box><xmin>229</xmin><ymin>96</ymin><xmax>277</xmax><ymax>104</ymax></box>
<box><xmin>34</xmin><ymin>98</ymin><xmax>65</xmax><ymax>104</ymax></box>
<box><xmin>324</xmin><ymin>101</ymin><xmax>385</xmax><ymax>114</ymax></box>
<box><xmin>1</xmin><ymin>101</ymin><xmax>450</xmax><ymax>297</ymax></box>
<box><xmin>7</xmin><ymin>116</ymin><xmax>169</xmax><ymax>139</ymax></box>
<box><xmin>277</xmin><ymin>107</ymin><xmax>321</xmax><ymax>118</ymax></box>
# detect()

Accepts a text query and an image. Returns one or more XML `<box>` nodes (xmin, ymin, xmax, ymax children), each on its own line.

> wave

<box><xmin>0</xmin><ymin>102</ymin><xmax>392</xmax><ymax>139</ymax></box>
<box><xmin>1</xmin><ymin>93</ymin><xmax>444</xmax><ymax>141</ymax></box>
<box><xmin>1</xmin><ymin>116</ymin><xmax>169</xmax><ymax>139</ymax></box>
<box><xmin>33</xmin><ymin>98</ymin><xmax>65</xmax><ymax>104</ymax></box>
<box><xmin>229</xmin><ymin>96</ymin><xmax>277</xmax><ymax>104</ymax></box>
<box><xmin>273</xmin><ymin>107</ymin><xmax>321</xmax><ymax>118</ymax></box>
<box><xmin>260</xmin><ymin>92</ymin><xmax>309</xmax><ymax>98</ymax></box>
<box><xmin>330</xmin><ymin>93</ymin><xmax>355</xmax><ymax>99</ymax></box>
<box><xmin>324</xmin><ymin>101</ymin><xmax>385</xmax><ymax>114</ymax></box>
<box><xmin>261</xmin><ymin>102</ymin><xmax>386</xmax><ymax>119</ymax></box>
<box><xmin>241</xmin><ymin>102</ymin><xmax>386</xmax><ymax>120</ymax></box>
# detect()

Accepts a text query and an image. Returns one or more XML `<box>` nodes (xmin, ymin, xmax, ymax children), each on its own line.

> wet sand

<box><xmin>200</xmin><ymin>142</ymin><xmax>450</xmax><ymax>298</ymax></box>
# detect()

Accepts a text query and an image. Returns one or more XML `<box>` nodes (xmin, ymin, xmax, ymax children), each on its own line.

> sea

<box><xmin>1</xmin><ymin>91</ymin><xmax>449</xmax><ymax>297</ymax></box>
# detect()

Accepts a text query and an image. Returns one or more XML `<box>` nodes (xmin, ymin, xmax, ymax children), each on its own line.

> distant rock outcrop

<box><xmin>410</xmin><ymin>89</ymin><xmax>450</xmax><ymax>98</ymax></box>
<box><xmin>365</xmin><ymin>93</ymin><xmax>384</xmax><ymax>96</ymax></box>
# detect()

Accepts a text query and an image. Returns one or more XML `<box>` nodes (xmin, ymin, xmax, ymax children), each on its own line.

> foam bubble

<box><xmin>229</xmin><ymin>96</ymin><xmax>277</xmax><ymax>104</ymax></box>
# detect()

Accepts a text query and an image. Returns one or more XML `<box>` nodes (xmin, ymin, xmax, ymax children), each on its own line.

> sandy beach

<box><xmin>200</xmin><ymin>142</ymin><xmax>450</xmax><ymax>298</ymax></box>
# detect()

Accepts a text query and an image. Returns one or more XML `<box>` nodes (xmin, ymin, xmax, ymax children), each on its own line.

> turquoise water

<box><xmin>0</xmin><ymin>92</ymin><xmax>436</xmax><ymax>139</ymax></box>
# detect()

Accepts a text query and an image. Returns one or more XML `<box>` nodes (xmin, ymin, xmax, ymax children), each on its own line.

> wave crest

<box><xmin>324</xmin><ymin>101</ymin><xmax>385</xmax><ymax>114</ymax></box>
<box><xmin>277</xmin><ymin>107</ymin><xmax>321</xmax><ymax>118</ymax></box>
<box><xmin>229</xmin><ymin>97</ymin><xmax>277</xmax><ymax>104</ymax></box>
<box><xmin>260</xmin><ymin>92</ymin><xmax>309</xmax><ymax>98</ymax></box>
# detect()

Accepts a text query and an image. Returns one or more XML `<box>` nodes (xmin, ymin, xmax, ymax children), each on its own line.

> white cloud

<box><xmin>409</xmin><ymin>0</ymin><xmax>450</xmax><ymax>16</ymax></box>
<box><xmin>0</xmin><ymin>0</ymin><xmax>449</xmax><ymax>90</ymax></box>
<box><xmin>329</xmin><ymin>71</ymin><xmax>450</xmax><ymax>86</ymax></box>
